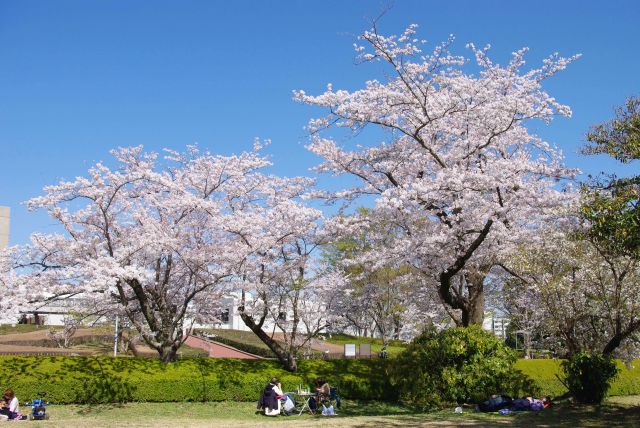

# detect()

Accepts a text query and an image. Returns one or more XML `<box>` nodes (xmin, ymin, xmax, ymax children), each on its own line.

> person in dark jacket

<box><xmin>257</xmin><ymin>377</ymin><xmax>284</xmax><ymax>416</ymax></box>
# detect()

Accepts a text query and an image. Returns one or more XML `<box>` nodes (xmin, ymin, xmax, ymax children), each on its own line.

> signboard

<box><xmin>359</xmin><ymin>343</ymin><xmax>372</xmax><ymax>358</ymax></box>
<box><xmin>344</xmin><ymin>343</ymin><xmax>356</xmax><ymax>358</ymax></box>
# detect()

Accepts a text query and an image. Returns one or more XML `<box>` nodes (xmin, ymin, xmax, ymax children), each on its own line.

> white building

<box><xmin>483</xmin><ymin>311</ymin><xmax>509</xmax><ymax>340</ymax></box>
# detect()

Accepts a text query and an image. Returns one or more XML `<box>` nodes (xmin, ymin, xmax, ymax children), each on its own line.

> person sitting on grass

<box><xmin>257</xmin><ymin>377</ymin><xmax>284</xmax><ymax>416</ymax></box>
<box><xmin>1</xmin><ymin>389</ymin><xmax>23</xmax><ymax>420</ymax></box>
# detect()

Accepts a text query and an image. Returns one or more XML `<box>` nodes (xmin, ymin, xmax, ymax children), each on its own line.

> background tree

<box><xmin>296</xmin><ymin>24</ymin><xmax>579</xmax><ymax>326</ymax></box>
<box><xmin>508</xmin><ymin>232</ymin><xmax>640</xmax><ymax>359</ymax></box>
<box><xmin>581</xmin><ymin>96</ymin><xmax>640</xmax><ymax>259</ymax></box>
<box><xmin>5</xmin><ymin>144</ymin><xmax>285</xmax><ymax>362</ymax></box>
<box><xmin>236</xmin><ymin>236</ymin><xmax>340</xmax><ymax>372</ymax></box>
<box><xmin>228</xmin><ymin>175</ymin><xmax>340</xmax><ymax>372</ymax></box>
<box><xmin>324</xmin><ymin>219</ymin><xmax>441</xmax><ymax>343</ymax></box>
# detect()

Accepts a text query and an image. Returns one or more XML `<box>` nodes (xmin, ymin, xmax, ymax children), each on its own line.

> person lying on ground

<box><xmin>478</xmin><ymin>395</ymin><xmax>552</xmax><ymax>413</ymax></box>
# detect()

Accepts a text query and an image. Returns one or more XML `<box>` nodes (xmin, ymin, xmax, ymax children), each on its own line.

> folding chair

<box><xmin>328</xmin><ymin>386</ymin><xmax>341</xmax><ymax>409</ymax></box>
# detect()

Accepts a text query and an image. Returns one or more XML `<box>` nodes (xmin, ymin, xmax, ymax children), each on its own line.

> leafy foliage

<box><xmin>388</xmin><ymin>326</ymin><xmax>535</xmax><ymax>409</ymax></box>
<box><xmin>562</xmin><ymin>352</ymin><xmax>620</xmax><ymax>404</ymax></box>
<box><xmin>582</xmin><ymin>96</ymin><xmax>640</xmax><ymax>259</ymax></box>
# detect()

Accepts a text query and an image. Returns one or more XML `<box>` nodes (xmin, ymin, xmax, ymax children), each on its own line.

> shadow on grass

<box><xmin>505</xmin><ymin>402</ymin><xmax>640</xmax><ymax>428</ymax></box>
<box><xmin>75</xmin><ymin>403</ymin><xmax>126</xmax><ymax>416</ymax></box>
<box><xmin>334</xmin><ymin>400</ymin><xmax>640</xmax><ymax>428</ymax></box>
<box><xmin>338</xmin><ymin>400</ymin><xmax>418</xmax><ymax>417</ymax></box>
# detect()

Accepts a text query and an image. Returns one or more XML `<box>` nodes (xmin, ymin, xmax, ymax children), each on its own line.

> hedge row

<box><xmin>0</xmin><ymin>356</ymin><xmax>393</xmax><ymax>404</ymax></box>
<box><xmin>1</xmin><ymin>356</ymin><xmax>638</xmax><ymax>404</ymax></box>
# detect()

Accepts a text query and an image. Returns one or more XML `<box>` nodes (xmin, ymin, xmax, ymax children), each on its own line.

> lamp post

<box><xmin>113</xmin><ymin>315</ymin><xmax>119</xmax><ymax>357</ymax></box>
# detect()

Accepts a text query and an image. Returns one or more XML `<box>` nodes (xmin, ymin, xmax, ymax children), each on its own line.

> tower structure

<box><xmin>0</xmin><ymin>206</ymin><xmax>10</xmax><ymax>249</ymax></box>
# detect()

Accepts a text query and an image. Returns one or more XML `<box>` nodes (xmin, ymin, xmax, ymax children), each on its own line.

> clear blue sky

<box><xmin>1</xmin><ymin>0</ymin><xmax>638</xmax><ymax>245</ymax></box>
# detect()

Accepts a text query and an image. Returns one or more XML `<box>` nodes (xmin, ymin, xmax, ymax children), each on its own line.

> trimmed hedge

<box><xmin>0</xmin><ymin>356</ymin><xmax>394</xmax><ymax>404</ymax></box>
<box><xmin>1</xmin><ymin>355</ymin><xmax>638</xmax><ymax>404</ymax></box>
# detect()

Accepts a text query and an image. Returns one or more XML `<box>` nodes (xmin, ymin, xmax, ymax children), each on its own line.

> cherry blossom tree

<box><xmin>508</xmin><ymin>232</ymin><xmax>640</xmax><ymax>358</ymax></box>
<box><xmin>324</xmin><ymin>221</ymin><xmax>442</xmax><ymax>343</ymax></box>
<box><xmin>231</xmin><ymin>193</ymin><xmax>343</xmax><ymax>371</ymax></box>
<box><xmin>0</xmin><ymin>248</ymin><xmax>25</xmax><ymax>321</ymax></box>
<box><xmin>295</xmin><ymin>24</ymin><xmax>579</xmax><ymax>326</ymax></box>
<box><xmin>5</xmin><ymin>144</ymin><xmax>312</xmax><ymax>362</ymax></box>
<box><xmin>46</xmin><ymin>315</ymin><xmax>79</xmax><ymax>348</ymax></box>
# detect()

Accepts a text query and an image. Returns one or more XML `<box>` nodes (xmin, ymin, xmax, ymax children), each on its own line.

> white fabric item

<box><xmin>265</xmin><ymin>404</ymin><xmax>280</xmax><ymax>416</ymax></box>
<box><xmin>8</xmin><ymin>397</ymin><xmax>19</xmax><ymax>413</ymax></box>
<box><xmin>322</xmin><ymin>404</ymin><xmax>336</xmax><ymax>416</ymax></box>
<box><xmin>272</xmin><ymin>384</ymin><xmax>284</xmax><ymax>396</ymax></box>
<box><xmin>283</xmin><ymin>397</ymin><xmax>295</xmax><ymax>412</ymax></box>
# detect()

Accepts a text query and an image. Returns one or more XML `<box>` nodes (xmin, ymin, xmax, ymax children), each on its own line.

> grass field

<box><xmin>320</xmin><ymin>333</ymin><xmax>406</xmax><ymax>355</ymax></box>
<box><xmin>204</xmin><ymin>328</ymin><xmax>273</xmax><ymax>352</ymax></box>
<box><xmin>21</xmin><ymin>396</ymin><xmax>640</xmax><ymax>427</ymax></box>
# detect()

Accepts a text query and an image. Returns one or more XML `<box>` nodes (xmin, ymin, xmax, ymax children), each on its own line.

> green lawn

<box><xmin>321</xmin><ymin>333</ymin><xmax>406</xmax><ymax>355</ymax></box>
<box><xmin>20</xmin><ymin>396</ymin><xmax>640</xmax><ymax>427</ymax></box>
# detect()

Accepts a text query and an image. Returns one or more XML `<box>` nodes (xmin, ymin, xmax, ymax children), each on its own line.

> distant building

<box><xmin>0</xmin><ymin>206</ymin><xmax>9</xmax><ymax>249</ymax></box>
<box><xmin>483</xmin><ymin>311</ymin><xmax>509</xmax><ymax>340</ymax></box>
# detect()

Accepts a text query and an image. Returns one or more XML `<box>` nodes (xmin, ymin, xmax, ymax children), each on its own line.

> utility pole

<box><xmin>113</xmin><ymin>315</ymin><xmax>119</xmax><ymax>357</ymax></box>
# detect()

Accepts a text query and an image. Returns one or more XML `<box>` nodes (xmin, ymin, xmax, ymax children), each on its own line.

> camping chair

<box><xmin>328</xmin><ymin>386</ymin><xmax>341</xmax><ymax>409</ymax></box>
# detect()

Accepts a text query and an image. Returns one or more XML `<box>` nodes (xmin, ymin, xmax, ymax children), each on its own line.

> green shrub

<box><xmin>389</xmin><ymin>326</ymin><xmax>536</xmax><ymax>409</ymax></box>
<box><xmin>0</xmin><ymin>356</ymin><xmax>392</xmax><ymax>404</ymax></box>
<box><xmin>562</xmin><ymin>352</ymin><xmax>620</xmax><ymax>404</ymax></box>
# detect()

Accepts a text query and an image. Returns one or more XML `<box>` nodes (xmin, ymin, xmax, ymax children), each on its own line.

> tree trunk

<box><xmin>603</xmin><ymin>331</ymin><xmax>629</xmax><ymax>356</ymax></box>
<box><xmin>461</xmin><ymin>295</ymin><xmax>485</xmax><ymax>326</ymax></box>
<box><xmin>239</xmin><ymin>312</ymin><xmax>297</xmax><ymax>372</ymax></box>
<box><xmin>158</xmin><ymin>343</ymin><xmax>179</xmax><ymax>363</ymax></box>
<box><xmin>439</xmin><ymin>268</ymin><xmax>487</xmax><ymax>327</ymax></box>
<box><xmin>463</xmin><ymin>271</ymin><xmax>485</xmax><ymax>326</ymax></box>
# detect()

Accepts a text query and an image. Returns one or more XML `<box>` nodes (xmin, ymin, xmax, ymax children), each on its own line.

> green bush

<box><xmin>562</xmin><ymin>352</ymin><xmax>620</xmax><ymax>404</ymax></box>
<box><xmin>388</xmin><ymin>326</ymin><xmax>536</xmax><ymax>409</ymax></box>
<box><xmin>0</xmin><ymin>356</ymin><xmax>393</xmax><ymax>404</ymax></box>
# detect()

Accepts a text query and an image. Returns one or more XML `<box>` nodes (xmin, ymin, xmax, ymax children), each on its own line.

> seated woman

<box><xmin>315</xmin><ymin>378</ymin><xmax>330</xmax><ymax>402</ymax></box>
<box><xmin>1</xmin><ymin>389</ymin><xmax>21</xmax><ymax>420</ymax></box>
<box><xmin>308</xmin><ymin>377</ymin><xmax>330</xmax><ymax>414</ymax></box>
<box><xmin>257</xmin><ymin>377</ymin><xmax>284</xmax><ymax>416</ymax></box>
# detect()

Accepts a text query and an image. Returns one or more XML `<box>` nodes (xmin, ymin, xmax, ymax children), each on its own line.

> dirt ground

<box><xmin>0</xmin><ymin>328</ymin><xmax>157</xmax><ymax>356</ymax></box>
